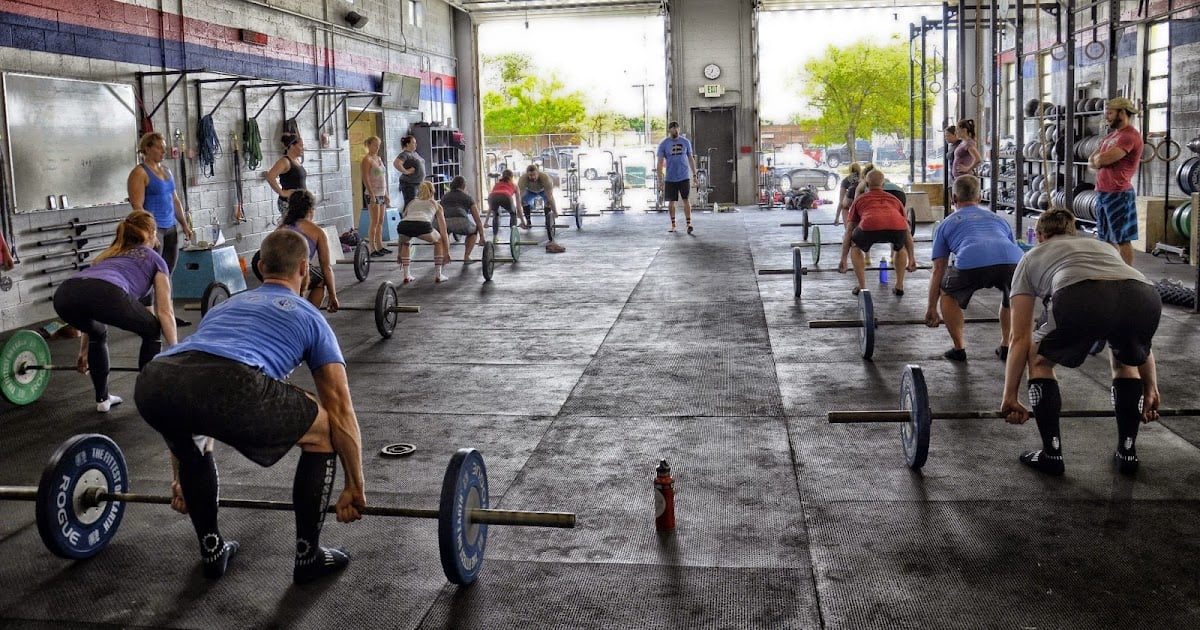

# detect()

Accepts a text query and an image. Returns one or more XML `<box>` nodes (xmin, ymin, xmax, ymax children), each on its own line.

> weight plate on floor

<box><xmin>201</xmin><ymin>282</ymin><xmax>231</xmax><ymax>318</ymax></box>
<box><xmin>250</xmin><ymin>250</ymin><xmax>264</xmax><ymax>282</ymax></box>
<box><xmin>907</xmin><ymin>208</ymin><xmax>917</xmax><ymax>236</ymax></box>
<box><xmin>353</xmin><ymin>242</ymin><xmax>371</xmax><ymax>282</ymax></box>
<box><xmin>810</xmin><ymin>225</ymin><xmax>822</xmax><ymax>266</ymax></box>
<box><xmin>574</xmin><ymin>203</ymin><xmax>582</xmax><ymax>230</ymax></box>
<box><xmin>482</xmin><ymin>241</ymin><xmax>496</xmax><ymax>281</ymax></box>
<box><xmin>380</xmin><ymin>442</ymin><xmax>416</xmax><ymax>458</ymax></box>
<box><xmin>858</xmin><ymin>289</ymin><xmax>875</xmax><ymax>360</ymax></box>
<box><xmin>900</xmin><ymin>365</ymin><xmax>932</xmax><ymax>470</ymax></box>
<box><xmin>374</xmin><ymin>281</ymin><xmax>399</xmax><ymax>339</ymax></box>
<box><xmin>792</xmin><ymin>247</ymin><xmax>804</xmax><ymax>297</ymax></box>
<box><xmin>36</xmin><ymin>433</ymin><xmax>128</xmax><ymax>559</ymax></box>
<box><xmin>439</xmin><ymin>448</ymin><xmax>489</xmax><ymax>585</ymax></box>
<box><xmin>509</xmin><ymin>225</ymin><xmax>521</xmax><ymax>262</ymax></box>
<box><xmin>1</xmin><ymin>330</ymin><xmax>51</xmax><ymax>405</ymax></box>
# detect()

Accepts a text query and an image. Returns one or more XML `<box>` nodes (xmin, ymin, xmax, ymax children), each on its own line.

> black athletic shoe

<box><xmin>1113</xmin><ymin>450</ymin><xmax>1140</xmax><ymax>476</ymax></box>
<box><xmin>175</xmin><ymin>316</ymin><xmax>192</xmax><ymax>327</ymax></box>
<box><xmin>943</xmin><ymin>348</ymin><xmax>967</xmax><ymax>362</ymax></box>
<box><xmin>202</xmin><ymin>540</ymin><xmax>239</xmax><ymax>579</ymax></box>
<box><xmin>1019</xmin><ymin>450</ymin><xmax>1065</xmax><ymax>476</ymax></box>
<box><xmin>294</xmin><ymin>547</ymin><xmax>351</xmax><ymax>585</ymax></box>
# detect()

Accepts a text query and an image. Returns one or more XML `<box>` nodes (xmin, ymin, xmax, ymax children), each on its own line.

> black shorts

<box><xmin>850</xmin><ymin>228</ymin><xmax>907</xmax><ymax>253</ymax></box>
<box><xmin>1037</xmin><ymin>280</ymin><xmax>1160</xmax><ymax>369</ymax></box>
<box><xmin>663</xmin><ymin>179</ymin><xmax>690</xmax><ymax>201</ymax></box>
<box><xmin>941</xmin><ymin>263</ymin><xmax>1018</xmax><ymax>309</ymax></box>
<box><xmin>135</xmin><ymin>352</ymin><xmax>319</xmax><ymax>466</ymax></box>
<box><xmin>487</xmin><ymin>193</ymin><xmax>517</xmax><ymax>216</ymax></box>
<box><xmin>398</xmin><ymin>220</ymin><xmax>434</xmax><ymax>238</ymax></box>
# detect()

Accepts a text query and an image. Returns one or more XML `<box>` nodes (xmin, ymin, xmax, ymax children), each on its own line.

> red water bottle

<box><xmin>654</xmin><ymin>460</ymin><xmax>675</xmax><ymax>532</ymax></box>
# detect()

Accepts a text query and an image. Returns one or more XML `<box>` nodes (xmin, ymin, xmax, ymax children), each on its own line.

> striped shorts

<box><xmin>1095</xmin><ymin>189</ymin><xmax>1138</xmax><ymax>244</ymax></box>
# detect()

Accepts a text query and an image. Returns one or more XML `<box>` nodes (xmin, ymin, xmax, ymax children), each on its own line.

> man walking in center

<box><xmin>656</xmin><ymin>121</ymin><xmax>698</xmax><ymax>234</ymax></box>
<box><xmin>1088</xmin><ymin>97</ymin><xmax>1143</xmax><ymax>266</ymax></box>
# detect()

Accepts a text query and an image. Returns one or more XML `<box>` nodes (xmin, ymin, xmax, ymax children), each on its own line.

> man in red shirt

<box><xmin>1088</xmin><ymin>97</ymin><xmax>1143</xmax><ymax>266</ymax></box>
<box><xmin>838</xmin><ymin>170</ymin><xmax>918</xmax><ymax>295</ymax></box>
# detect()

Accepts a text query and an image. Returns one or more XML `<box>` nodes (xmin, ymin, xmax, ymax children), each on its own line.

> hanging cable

<box><xmin>244</xmin><ymin>118</ymin><xmax>263</xmax><ymax>170</ymax></box>
<box><xmin>196</xmin><ymin>114</ymin><xmax>221</xmax><ymax>178</ymax></box>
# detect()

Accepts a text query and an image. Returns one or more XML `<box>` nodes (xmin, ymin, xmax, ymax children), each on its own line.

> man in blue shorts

<box><xmin>1001</xmin><ymin>208</ymin><xmax>1161</xmax><ymax>477</ymax></box>
<box><xmin>135</xmin><ymin>229</ymin><xmax>367</xmax><ymax>583</ymax></box>
<box><xmin>924</xmin><ymin>175</ymin><xmax>1025</xmax><ymax>362</ymax></box>
<box><xmin>656</xmin><ymin>121</ymin><xmax>698</xmax><ymax>234</ymax></box>
<box><xmin>1088</xmin><ymin>97</ymin><xmax>1143</xmax><ymax>266</ymax></box>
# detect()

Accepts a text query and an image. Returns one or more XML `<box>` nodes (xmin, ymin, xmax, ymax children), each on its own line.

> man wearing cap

<box><xmin>656</xmin><ymin>121</ymin><xmax>699</xmax><ymax>234</ymax></box>
<box><xmin>1088</xmin><ymin>97</ymin><xmax>1143</xmax><ymax>266</ymax></box>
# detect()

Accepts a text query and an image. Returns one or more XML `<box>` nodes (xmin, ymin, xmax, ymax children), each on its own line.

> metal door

<box><xmin>690</xmin><ymin>107</ymin><xmax>737</xmax><ymax>204</ymax></box>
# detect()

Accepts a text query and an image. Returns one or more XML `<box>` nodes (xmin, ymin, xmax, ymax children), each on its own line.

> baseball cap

<box><xmin>1106</xmin><ymin>97</ymin><xmax>1137</xmax><ymax>114</ymax></box>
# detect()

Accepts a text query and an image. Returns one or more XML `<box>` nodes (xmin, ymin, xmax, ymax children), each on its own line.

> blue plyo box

<box><xmin>172</xmin><ymin>245</ymin><xmax>248</xmax><ymax>299</ymax></box>
<box><xmin>358</xmin><ymin>208</ymin><xmax>401</xmax><ymax>241</ymax></box>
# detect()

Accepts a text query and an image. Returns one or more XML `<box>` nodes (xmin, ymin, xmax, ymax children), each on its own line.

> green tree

<box><xmin>481</xmin><ymin>54</ymin><xmax>589</xmax><ymax>143</ymax></box>
<box><xmin>583</xmin><ymin>109</ymin><xmax>627</xmax><ymax>146</ymax></box>
<box><xmin>796</xmin><ymin>36</ymin><xmax>929</xmax><ymax>163</ymax></box>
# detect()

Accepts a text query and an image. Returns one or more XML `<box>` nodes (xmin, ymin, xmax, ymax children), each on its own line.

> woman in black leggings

<box><xmin>52</xmin><ymin>210</ymin><xmax>178</xmax><ymax>412</ymax></box>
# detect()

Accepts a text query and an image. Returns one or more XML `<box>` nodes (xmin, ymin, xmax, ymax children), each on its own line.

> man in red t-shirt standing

<box><xmin>839</xmin><ymin>170</ymin><xmax>918</xmax><ymax>296</ymax></box>
<box><xmin>1088</xmin><ymin>97</ymin><xmax>1143</xmax><ymax>266</ymax></box>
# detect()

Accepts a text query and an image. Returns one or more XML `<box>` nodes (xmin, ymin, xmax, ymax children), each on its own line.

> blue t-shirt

<box><xmin>158</xmin><ymin>283</ymin><xmax>344</xmax><ymax>380</ymax></box>
<box><xmin>141</xmin><ymin>164</ymin><xmax>176</xmax><ymax>228</ymax></box>
<box><xmin>932</xmin><ymin>204</ymin><xmax>1025</xmax><ymax>270</ymax></box>
<box><xmin>74</xmin><ymin>245</ymin><xmax>168</xmax><ymax>299</ymax></box>
<box><xmin>656</xmin><ymin>136</ymin><xmax>694</xmax><ymax>183</ymax></box>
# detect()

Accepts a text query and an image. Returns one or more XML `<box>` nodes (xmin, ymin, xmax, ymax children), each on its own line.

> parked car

<box><xmin>774</xmin><ymin>165</ymin><xmax>841</xmax><ymax>191</ymax></box>
<box><xmin>824</xmin><ymin>139</ymin><xmax>873</xmax><ymax>168</ymax></box>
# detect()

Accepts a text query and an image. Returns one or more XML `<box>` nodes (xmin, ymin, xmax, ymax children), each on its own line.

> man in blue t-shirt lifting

<box><xmin>135</xmin><ymin>229</ymin><xmax>367</xmax><ymax>584</ymax></box>
<box><xmin>924</xmin><ymin>175</ymin><xmax>1026</xmax><ymax>362</ymax></box>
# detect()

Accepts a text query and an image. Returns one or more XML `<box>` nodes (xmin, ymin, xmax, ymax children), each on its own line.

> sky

<box><xmin>477</xmin><ymin>7</ymin><xmax>942</xmax><ymax>124</ymax></box>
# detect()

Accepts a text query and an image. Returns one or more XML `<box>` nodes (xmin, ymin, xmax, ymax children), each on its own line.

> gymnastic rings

<box><xmin>1156</xmin><ymin>139</ymin><xmax>1183</xmax><ymax>162</ymax></box>
<box><xmin>970</xmin><ymin>84</ymin><xmax>986</xmax><ymax>97</ymax></box>
<box><xmin>928</xmin><ymin>81</ymin><xmax>942</xmax><ymax>94</ymax></box>
<box><xmin>1049</xmin><ymin>44</ymin><xmax>1068</xmax><ymax>61</ymax></box>
<box><xmin>1084</xmin><ymin>41</ymin><xmax>1107</xmax><ymax>61</ymax></box>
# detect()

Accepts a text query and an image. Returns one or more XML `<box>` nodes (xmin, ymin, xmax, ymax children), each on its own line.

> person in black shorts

<box><xmin>1002</xmin><ymin>207</ymin><xmax>1162</xmax><ymax>477</ymax></box>
<box><xmin>135</xmin><ymin>229</ymin><xmax>367</xmax><ymax>583</ymax></box>
<box><xmin>440</xmin><ymin>176</ymin><xmax>488</xmax><ymax>262</ymax></box>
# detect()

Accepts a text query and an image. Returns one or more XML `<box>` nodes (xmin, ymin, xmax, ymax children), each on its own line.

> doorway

<box><xmin>348</xmin><ymin>111</ymin><xmax>382</xmax><ymax>214</ymax></box>
<box><xmin>690</xmin><ymin>107</ymin><xmax>736</xmax><ymax>204</ymax></box>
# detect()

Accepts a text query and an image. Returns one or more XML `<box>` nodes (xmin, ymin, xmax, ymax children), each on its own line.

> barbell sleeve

<box><xmin>829</xmin><ymin>408</ymin><xmax>1200</xmax><ymax>423</ymax></box>
<box><xmin>82</xmin><ymin>489</ymin><xmax>576</xmax><ymax>529</ymax></box>
<box><xmin>18</xmin><ymin>364</ymin><xmax>140</xmax><ymax>373</ymax></box>
<box><xmin>810</xmin><ymin>317</ymin><xmax>1000</xmax><ymax>329</ymax></box>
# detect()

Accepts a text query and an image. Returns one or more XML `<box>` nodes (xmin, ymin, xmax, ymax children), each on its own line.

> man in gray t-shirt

<box><xmin>1001</xmin><ymin>208</ymin><xmax>1161</xmax><ymax>478</ymax></box>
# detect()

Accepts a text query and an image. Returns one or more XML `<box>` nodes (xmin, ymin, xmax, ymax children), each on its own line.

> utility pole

<box><xmin>632</xmin><ymin>83</ymin><xmax>655</xmax><ymax>144</ymax></box>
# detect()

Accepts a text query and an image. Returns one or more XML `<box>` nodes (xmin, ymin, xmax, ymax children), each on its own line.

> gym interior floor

<box><xmin>2</xmin><ymin>205</ymin><xmax>1199</xmax><ymax>628</ymax></box>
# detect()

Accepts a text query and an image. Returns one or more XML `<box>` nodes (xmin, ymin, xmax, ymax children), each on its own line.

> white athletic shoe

<box><xmin>96</xmin><ymin>394</ymin><xmax>123</xmax><ymax>413</ymax></box>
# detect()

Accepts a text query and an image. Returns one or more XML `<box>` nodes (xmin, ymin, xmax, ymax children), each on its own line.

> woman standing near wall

<box><xmin>360</xmin><ymin>136</ymin><xmax>391</xmax><ymax>258</ymax></box>
<box><xmin>952</xmin><ymin>119</ymin><xmax>982</xmax><ymax>180</ymax></box>
<box><xmin>127</xmin><ymin>132</ymin><xmax>193</xmax><ymax>273</ymax></box>
<box><xmin>393</xmin><ymin>135</ymin><xmax>426</xmax><ymax>210</ymax></box>
<box><xmin>267</xmin><ymin>133</ymin><xmax>307</xmax><ymax>217</ymax></box>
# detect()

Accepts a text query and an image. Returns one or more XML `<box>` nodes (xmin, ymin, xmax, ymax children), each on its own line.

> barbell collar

<box><xmin>78</xmin><ymin>489</ymin><xmax>576</xmax><ymax>529</ymax></box>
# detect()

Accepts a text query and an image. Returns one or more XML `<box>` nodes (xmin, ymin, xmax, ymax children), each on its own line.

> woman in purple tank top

<box><xmin>52</xmin><ymin>211</ymin><xmax>178</xmax><ymax>413</ymax></box>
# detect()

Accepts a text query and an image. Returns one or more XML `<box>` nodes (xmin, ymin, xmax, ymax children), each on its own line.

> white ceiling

<box><xmin>451</xmin><ymin>0</ymin><xmax>946</xmax><ymax>21</ymax></box>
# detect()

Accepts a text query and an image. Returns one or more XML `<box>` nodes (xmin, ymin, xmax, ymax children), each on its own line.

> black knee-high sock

<box><xmin>178</xmin><ymin>449</ymin><xmax>223</xmax><ymax>560</ymax></box>
<box><xmin>294</xmin><ymin>451</ymin><xmax>336</xmax><ymax>565</ymax></box>
<box><xmin>1112</xmin><ymin>378</ymin><xmax>1143</xmax><ymax>454</ymax></box>
<box><xmin>87</xmin><ymin>337</ymin><xmax>110</xmax><ymax>402</ymax></box>
<box><xmin>1029</xmin><ymin>378</ymin><xmax>1062</xmax><ymax>455</ymax></box>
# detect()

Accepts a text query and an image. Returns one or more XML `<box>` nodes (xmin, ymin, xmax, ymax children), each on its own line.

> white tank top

<box><xmin>404</xmin><ymin>199</ymin><xmax>438</xmax><ymax>223</ymax></box>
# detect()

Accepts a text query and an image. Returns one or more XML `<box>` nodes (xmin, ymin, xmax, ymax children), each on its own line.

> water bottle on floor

<box><xmin>880</xmin><ymin>257</ymin><xmax>889</xmax><ymax>284</ymax></box>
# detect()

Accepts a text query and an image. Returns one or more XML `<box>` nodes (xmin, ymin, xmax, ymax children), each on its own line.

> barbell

<box><xmin>341</xmin><ymin>229</ymin><xmax>525</xmax><ymax>282</ymax></box>
<box><xmin>0</xmin><ymin>331</ymin><xmax>141</xmax><ymax>406</ymax></box>
<box><xmin>758</xmin><ymin>248</ymin><xmax>932</xmax><ymax>297</ymax></box>
<box><xmin>809</xmin><ymin>290</ymin><xmax>999</xmax><ymax>360</ymax></box>
<box><xmin>1</xmin><ymin>433</ymin><xmax>576</xmax><ymax>585</ymax></box>
<box><xmin>826</xmin><ymin>364</ymin><xmax>1200</xmax><ymax>470</ymax></box>
<box><xmin>779</xmin><ymin>208</ymin><xmax>834</xmax><ymax>241</ymax></box>
<box><xmin>787</xmin><ymin>220</ymin><xmax>940</xmax><ymax>269</ymax></box>
<box><xmin>196</xmin><ymin>280</ymin><xmax>418</xmax><ymax>339</ymax></box>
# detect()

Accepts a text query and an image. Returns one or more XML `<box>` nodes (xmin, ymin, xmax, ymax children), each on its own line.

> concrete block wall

<box><xmin>0</xmin><ymin>0</ymin><xmax>464</xmax><ymax>332</ymax></box>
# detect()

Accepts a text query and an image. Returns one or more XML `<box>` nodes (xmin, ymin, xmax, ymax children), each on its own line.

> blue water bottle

<box><xmin>879</xmin><ymin>257</ymin><xmax>889</xmax><ymax>284</ymax></box>
<box><xmin>1026</xmin><ymin>227</ymin><xmax>1035</xmax><ymax>244</ymax></box>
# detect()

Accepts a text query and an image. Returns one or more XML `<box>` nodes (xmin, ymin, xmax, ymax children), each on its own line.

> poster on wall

<box><xmin>3</xmin><ymin>73</ymin><xmax>136</xmax><ymax>212</ymax></box>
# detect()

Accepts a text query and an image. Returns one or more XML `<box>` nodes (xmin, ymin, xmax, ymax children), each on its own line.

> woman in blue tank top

<box><xmin>127</xmin><ymin>132</ymin><xmax>193</xmax><ymax>273</ymax></box>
